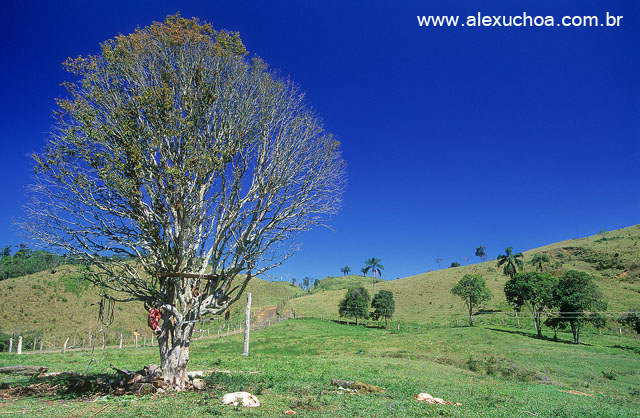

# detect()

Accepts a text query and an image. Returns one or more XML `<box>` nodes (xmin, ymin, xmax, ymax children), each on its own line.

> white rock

<box><xmin>222</xmin><ymin>391</ymin><xmax>260</xmax><ymax>407</ymax></box>
<box><xmin>415</xmin><ymin>393</ymin><xmax>433</xmax><ymax>401</ymax></box>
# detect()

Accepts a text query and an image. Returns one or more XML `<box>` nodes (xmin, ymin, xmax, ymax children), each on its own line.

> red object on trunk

<box><xmin>147</xmin><ymin>308</ymin><xmax>161</xmax><ymax>335</ymax></box>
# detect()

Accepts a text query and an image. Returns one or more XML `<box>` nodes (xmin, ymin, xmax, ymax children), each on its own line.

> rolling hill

<box><xmin>290</xmin><ymin>225</ymin><xmax>640</xmax><ymax>325</ymax></box>
<box><xmin>1</xmin><ymin>225</ymin><xmax>638</xmax><ymax>342</ymax></box>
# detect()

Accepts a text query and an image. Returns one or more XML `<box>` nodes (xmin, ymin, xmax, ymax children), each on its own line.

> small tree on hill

<box><xmin>450</xmin><ymin>261</ymin><xmax>460</xmax><ymax>268</ymax></box>
<box><xmin>504</xmin><ymin>272</ymin><xmax>558</xmax><ymax>337</ymax></box>
<box><xmin>338</xmin><ymin>287</ymin><xmax>370</xmax><ymax>326</ymax></box>
<box><xmin>341</xmin><ymin>266</ymin><xmax>351</xmax><ymax>276</ymax></box>
<box><xmin>530</xmin><ymin>254</ymin><xmax>550</xmax><ymax>273</ymax></box>
<box><xmin>302</xmin><ymin>277</ymin><xmax>311</xmax><ymax>291</ymax></box>
<box><xmin>552</xmin><ymin>270</ymin><xmax>607</xmax><ymax>344</ymax></box>
<box><xmin>475</xmin><ymin>246</ymin><xmax>487</xmax><ymax>263</ymax></box>
<box><xmin>451</xmin><ymin>274</ymin><xmax>492</xmax><ymax>326</ymax></box>
<box><xmin>363</xmin><ymin>257</ymin><xmax>383</xmax><ymax>295</ymax></box>
<box><xmin>371</xmin><ymin>290</ymin><xmax>395</xmax><ymax>327</ymax></box>
<box><xmin>497</xmin><ymin>247</ymin><xmax>524</xmax><ymax>278</ymax></box>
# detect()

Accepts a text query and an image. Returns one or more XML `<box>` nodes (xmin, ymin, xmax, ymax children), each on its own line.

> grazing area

<box><xmin>1</xmin><ymin>319</ymin><xmax>639</xmax><ymax>417</ymax></box>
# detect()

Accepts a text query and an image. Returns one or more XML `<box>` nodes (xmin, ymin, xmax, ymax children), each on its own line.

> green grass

<box><xmin>1</xmin><ymin>319</ymin><xmax>639</xmax><ymax>417</ymax></box>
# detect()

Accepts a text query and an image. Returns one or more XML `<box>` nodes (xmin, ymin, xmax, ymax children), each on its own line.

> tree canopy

<box><xmin>371</xmin><ymin>290</ymin><xmax>395</xmax><ymax>327</ymax></box>
<box><xmin>475</xmin><ymin>246</ymin><xmax>487</xmax><ymax>262</ymax></box>
<box><xmin>497</xmin><ymin>247</ymin><xmax>524</xmax><ymax>278</ymax></box>
<box><xmin>338</xmin><ymin>287</ymin><xmax>370</xmax><ymax>326</ymax></box>
<box><xmin>22</xmin><ymin>14</ymin><xmax>345</xmax><ymax>389</ymax></box>
<box><xmin>451</xmin><ymin>274</ymin><xmax>492</xmax><ymax>326</ymax></box>
<box><xmin>552</xmin><ymin>270</ymin><xmax>607</xmax><ymax>344</ymax></box>
<box><xmin>504</xmin><ymin>271</ymin><xmax>557</xmax><ymax>337</ymax></box>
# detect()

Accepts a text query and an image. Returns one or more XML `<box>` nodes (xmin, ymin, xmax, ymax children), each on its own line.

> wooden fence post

<box><xmin>17</xmin><ymin>336</ymin><xmax>22</xmax><ymax>355</ymax></box>
<box><xmin>89</xmin><ymin>334</ymin><xmax>92</xmax><ymax>349</ymax></box>
<box><xmin>39</xmin><ymin>339</ymin><xmax>44</xmax><ymax>354</ymax></box>
<box><xmin>33</xmin><ymin>339</ymin><xmax>36</xmax><ymax>351</ymax></box>
<box><xmin>144</xmin><ymin>336</ymin><xmax>147</xmax><ymax>347</ymax></box>
<box><xmin>8</xmin><ymin>338</ymin><xmax>12</xmax><ymax>353</ymax></box>
<box><xmin>243</xmin><ymin>293</ymin><xmax>251</xmax><ymax>356</ymax></box>
<box><xmin>52</xmin><ymin>336</ymin><xmax>55</xmax><ymax>349</ymax></box>
<box><xmin>62</xmin><ymin>337</ymin><xmax>69</xmax><ymax>354</ymax></box>
<box><xmin>119</xmin><ymin>334</ymin><xmax>123</xmax><ymax>349</ymax></box>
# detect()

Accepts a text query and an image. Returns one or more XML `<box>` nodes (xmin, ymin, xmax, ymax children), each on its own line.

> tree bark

<box><xmin>571</xmin><ymin>325</ymin><xmax>580</xmax><ymax>344</ymax></box>
<box><xmin>468</xmin><ymin>299</ymin><xmax>473</xmax><ymax>327</ymax></box>
<box><xmin>158</xmin><ymin>318</ymin><xmax>194</xmax><ymax>391</ymax></box>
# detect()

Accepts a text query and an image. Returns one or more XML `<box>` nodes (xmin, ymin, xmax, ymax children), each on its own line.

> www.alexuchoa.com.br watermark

<box><xmin>417</xmin><ymin>12</ymin><xmax>623</xmax><ymax>28</ymax></box>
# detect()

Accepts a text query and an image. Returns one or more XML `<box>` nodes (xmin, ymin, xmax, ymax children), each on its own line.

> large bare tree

<box><xmin>23</xmin><ymin>15</ymin><xmax>345</xmax><ymax>390</ymax></box>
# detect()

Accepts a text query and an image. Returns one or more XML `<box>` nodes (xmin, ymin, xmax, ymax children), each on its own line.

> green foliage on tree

<box><xmin>475</xmin><ymin>246</ymin><xmax>487</xmax><ymax>262</ymax></box>
<box><xmin>530</xmin><ymin>253</ymin><xmax>550</xmax><ymax>272</ymax></box>
<box><xmin>552</xmin><ymin>270</ymin><xmax>607</xmax><ymax>344</ymax></box>
<box><xmin>22</xmin><ymin>14</ymin><xmax>346</xmax><ymax>389</ymax></box>
<box><xmin>497</xmin><ymin>247</ymin><xmax>524</xmax><ymax>278</ymax></box>
<box><xmin>338</xmin><ymin>287</ymin><xmax>370</xmax><ymax>326</ymax></box>
<box><xmin>504</xmin><ymin>272</ymin><xmax>558</xmax><ymax>337</ymax></box>
<box><xmin>618</xmin><ymin>309</ymin><xmax>640</xmax><ymax>334</ymax></box>
<box><xmin>0</xmin><ymin>245</ymin><xmax>70</xmax><ymax>280</ymax></box>
<box><xmin>302</xmin><ymin>277</ymin><xmax>311</xmax><ymax>291</ymax></box>
<box><xmin>363</xmin><ymin>257</ymin><xmax>384</xmax><ymax>295</ymax></box>
<box><xmin>451</xmin><ymin>274</ymin><xmax>492</xmax><ymax>326</ymax></box>
<box><xmin>341</xmin><ymin>266</ymin><xmax>351</xmax><ymax>276</ymax></box>
<box><xmin>371</xmin><ymin>290</ymin><xmax>395</xmax><ymax>327</ymax></box>
<box><xmin>449</xmin><ymin>261</ymin><xmax>461</xmax><ymax>268</ymax></box>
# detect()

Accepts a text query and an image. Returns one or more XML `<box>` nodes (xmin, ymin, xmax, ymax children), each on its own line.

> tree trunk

<box><xmin>468</xmin><ymin>302</ymin><xmax>473</xmax><ymax>327</ymax></box>
<box><xmin>158</xmin><ymin>319</ymin><xmax>195</xmax><ymax>391</ymax></box>
<box><xmin>571</xmin><ymin>323</ymin><xmax>580</xmax><ymax>344</ymax></box>
<box><xmin>534</xmin><ymin>314</ymin><xmax>542</xmax><ymax>337</ymax></box>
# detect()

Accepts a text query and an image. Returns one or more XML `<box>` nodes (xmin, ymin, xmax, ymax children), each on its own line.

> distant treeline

<box><xmin>0</xmin><ymin>245</ymin><xmax>77</xmax><ymax>280</ymax></box>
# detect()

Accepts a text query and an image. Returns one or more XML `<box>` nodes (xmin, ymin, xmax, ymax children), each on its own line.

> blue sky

<box><xmin>0</xmin><ymin>1</ymin><xmax>638</xmax><ymax>282</ymax></box>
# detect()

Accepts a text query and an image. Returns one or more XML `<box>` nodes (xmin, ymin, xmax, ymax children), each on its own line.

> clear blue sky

<box><xmin>0</xmin><ymin>1</ymin><xmax>638</xmax><ymax>282</ymax></box>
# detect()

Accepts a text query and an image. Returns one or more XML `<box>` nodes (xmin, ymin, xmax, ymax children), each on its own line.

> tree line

<box><xmin>338</xmin><ymin>287</ymin><xmax>395</xmax><ymax>327</ymax></box>
<box><xmin>449</xmin><ymin>247</ymin><xmax>640</xmax><ymax>344</ymax></box>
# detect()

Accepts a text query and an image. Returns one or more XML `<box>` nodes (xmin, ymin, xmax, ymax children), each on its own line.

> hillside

<box><xmin>0</xmin><ymin>267</ymin><xmax>301</xmax><ymax>342</ymax></box>
<box><xmin>291</xmin><ymin>225</ymin><xmax>640</xmax><ymax>325</ymax></box>
<box><xmin>2</xmin><ymin>225</ymin><xmax>638</xmax><ymax>341</ymax></box>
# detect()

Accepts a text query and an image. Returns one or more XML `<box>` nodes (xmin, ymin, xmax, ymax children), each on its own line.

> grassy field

<box><xmin>1</xmin><ymin>318</ymin><xmax>639</xmax><ymax>417</ymax></box>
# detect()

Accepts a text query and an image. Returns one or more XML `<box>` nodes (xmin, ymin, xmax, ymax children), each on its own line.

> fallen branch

<box><xmin>0</xmin><ymin>366</ymin><xmax>48</xmax><ymax>376</ymax></box>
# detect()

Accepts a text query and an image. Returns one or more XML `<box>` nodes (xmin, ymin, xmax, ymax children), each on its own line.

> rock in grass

<box><xmin>222</xmin><ymin>391</ymin><xmax>260</xmax><ymax>407</ymax></box>
<box><xmin>415</xmin><ymin>393</ymin><xmax>461</xmax><ymax>405</ymax></box>
<box><xmin>191</xmin><ymin>378</ymin><xmax>207</xmax><ymax>391</ymax></box>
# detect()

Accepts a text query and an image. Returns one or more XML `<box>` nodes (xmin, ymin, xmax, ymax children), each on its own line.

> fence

<box><xmin>3</xmin><ymin>310</ymin><xmax>296</xmax><ymax>355</ymax></box>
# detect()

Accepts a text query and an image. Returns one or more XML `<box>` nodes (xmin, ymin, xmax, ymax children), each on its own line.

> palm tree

<box><xmin>475</xmin><ymin>246</ymin><xmax>487</xmax><ymax>263</ymax></box>
<box><xmin>360</xmin><ymin>267</ymin><xmax>367</xmax><ymax>276</ymax></box>
<box><xmin>496</xmin><ymin>247</ymin><xmax>524</xmax><ymax>279</ymax></box>
<box><xmin>340</xmin><ymin>266</ymin><xmax>351</xmax><ymax>276</ymax></box>
<box><xmin>363</xmin><ymin>257</ymin><xmax>384</xmax><ymax>295</ymax></box>
<box><xmin>530</xmin><ymin>253</ymin><xmax>550</xmax><ymax>272</ymax></box>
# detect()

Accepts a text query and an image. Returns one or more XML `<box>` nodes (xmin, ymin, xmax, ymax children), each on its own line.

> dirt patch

<box><xmin>560</xmin><ymin>390</ymin><xmax>594</xmax><ymax>397</ymax></box>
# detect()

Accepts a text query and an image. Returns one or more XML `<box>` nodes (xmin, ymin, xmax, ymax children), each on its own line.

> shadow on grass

<box><xmin>0</xmin><ymin>372</ymin><xmax>119</xmax><ymax>400</ymax></box>
<box><xmin>330</xmin><ymin>319</ymin><xmax>386</xmax><ymax>329</ymax></box>
<box><xmin>609</xmin><ymin>345</ymin><xmax>640</xmax><ymax>355</ymax></box>
<box><xmin>485</xmin><ymin>327</ymin><xmax>590</xmax><ymax>346</ymax></box>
